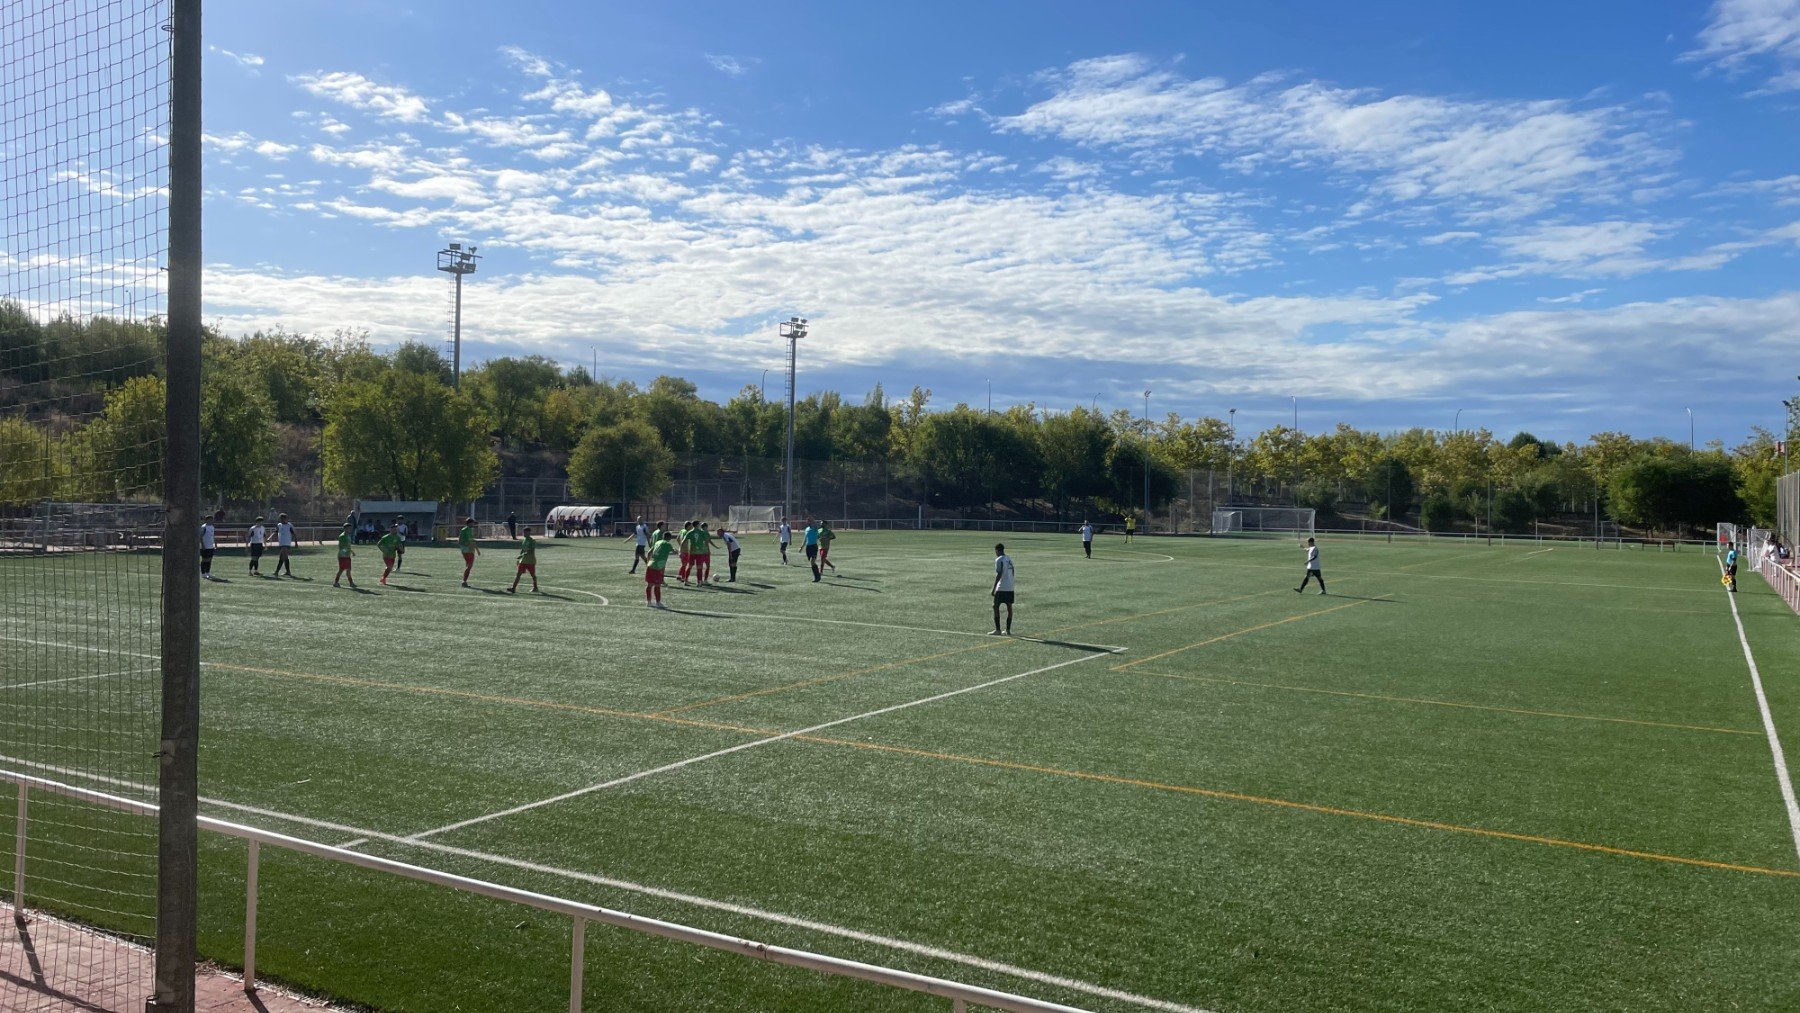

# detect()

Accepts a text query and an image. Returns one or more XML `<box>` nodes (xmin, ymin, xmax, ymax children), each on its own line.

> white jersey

<box><xmin>994</xmin><ymin>554</ymin><xmax>1016</xmax><ymax>592</ymax></box>
<box><xmin>1080</xmin><ymin>523</ymin><xmax>1094</xmax><ymax>543</ymax></box>
<box><xmin>397</xmin><ymin>522</ymin><xmax>409</xmax><ymax>541</ymax></box>
<box><xmin>1306</xmin><ymin>545</ymin><xmax>1320</xmax><ymax>570</ymax></box>
<box><xmin>779</xmin><ymin>523</ymin><xmax>792</xmax><ymax>544</ymax></box>
<box><xmin>721</xmin><ymin>531</ymin><xmax>740</xmax><ymax>552</ymax></box>
<box><xmin>248</xmin><ymin>524</ymin><xmax>266</xmax><ymax>546</ymax></box>
<box><xmin>635</xmin><ymin>523</ymin><xmax>649</xmax><ymax>546</ymax></box>
<box><xmin>276</xmin><ymin>522</ymin><xmax>295</xmax><ymax>547</ymax></box>
<box><xmin>200</xmin><ymin>523</ymin><xmax>216</xmax><ymax>551</ymax></box>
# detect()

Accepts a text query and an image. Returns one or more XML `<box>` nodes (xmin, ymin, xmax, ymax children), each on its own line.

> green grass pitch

<box><xmin>4</xmin><ymin>531</ymin><xmax>1799</xmax><ymax>1011</ymax></box>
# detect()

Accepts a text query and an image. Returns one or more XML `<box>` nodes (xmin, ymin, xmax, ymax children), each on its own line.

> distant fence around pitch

<box><xmin>1</xmin><ymin>768</ymin><xmax>1092</xmax><ymax>1013</ymax></box>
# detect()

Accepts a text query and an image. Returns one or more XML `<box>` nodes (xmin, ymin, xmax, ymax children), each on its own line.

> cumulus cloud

<box><xmin>292</xmin><ymin>71</ymin><xmax>430</xmax><ymax>122</ymax></box>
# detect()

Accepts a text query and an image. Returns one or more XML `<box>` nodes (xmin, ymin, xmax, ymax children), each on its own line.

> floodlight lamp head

<box><xmin>448</xmin><ymin>242</ymin><xmax>461</xmax><ymax>251</ymax></box>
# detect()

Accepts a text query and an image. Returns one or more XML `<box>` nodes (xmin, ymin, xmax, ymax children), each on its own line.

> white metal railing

<box><xmin>2</xmin><ymin>769</ymin><xmax>1090</xmax><ymax>1013</ymax></box>
<box><xmin>1757</xmin><ymin>557</ymin><xmax>1800</xmax><ymax>616</ymax></box>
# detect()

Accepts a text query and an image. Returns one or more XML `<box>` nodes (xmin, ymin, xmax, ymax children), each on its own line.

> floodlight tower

<box><xmin>779</xmin><ymin>316</ymin><xmax>808</xmax><ymax>522</ymax></box>
<box><xmin>1143</xmin><ymin>390</ymin><xmax>1152</xmax><ymax>520</ymax></box>
<box><xmin>436</xmin><ymin>242</ymin><xmax>480</xmax><ymax>389</ymax></box>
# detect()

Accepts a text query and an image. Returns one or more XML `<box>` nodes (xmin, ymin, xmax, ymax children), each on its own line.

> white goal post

<box><xmin>1212</xmin><ymin>507</ymin><xmax>1315</xmax><ymax>537</ymax></box>
<box><xmin>727</xmin><ymin>505</ymin><xmax>783</xmax><ymax>532</ymax></box>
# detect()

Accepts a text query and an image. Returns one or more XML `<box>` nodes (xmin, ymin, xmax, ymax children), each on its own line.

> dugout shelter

<box><xmin>354</xmin><ymin>500</ymin><xmax>441</xmax><ymax>543</ymax></box>
<box><xmin>545</xmin><ymin>504</ymin><xmax>611</xmax><ymax>536</ymax></box>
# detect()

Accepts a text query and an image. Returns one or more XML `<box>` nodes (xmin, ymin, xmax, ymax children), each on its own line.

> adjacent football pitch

<box><xmin>5</xmin><ymin>531</ymin><xmax>1800</xmax><ymax>1011</ymax></box>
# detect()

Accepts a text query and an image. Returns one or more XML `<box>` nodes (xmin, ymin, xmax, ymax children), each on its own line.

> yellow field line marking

<box><xmin>781</xmin><ymin>734</ymin><xmax>1800</xmax><ymax>879</ymax></box>
<box><xmin>1111</xmin><ymin>596</ymin><xmax>1389</xmax><ymax>671</ymax></box>
<box><xmin>210</xmin><ymin>660</ymin><xmax>1800</xmax><ymax>879</ymax></box>
<box><xmin>1120</xmin><ymin>669</ymin><xmax>1760</xmax><ymax>737</ymax></box>
<box><xmin>655</xmin><ymin>591</ymin><xmax>1272</xmax><ymax>715</ymax></box>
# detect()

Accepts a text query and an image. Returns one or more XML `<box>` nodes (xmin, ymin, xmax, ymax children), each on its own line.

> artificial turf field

<box><xmin>4</xmin><ymin>530</ymin><xmax>1800</xmax><ymax>1012</ymax></box>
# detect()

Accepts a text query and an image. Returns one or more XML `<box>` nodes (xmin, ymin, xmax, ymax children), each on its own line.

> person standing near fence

<box><xmin>247</xmin><ymin>515</ymin><xmax>267</xmax><ymax>576</ymax></box>
<box><xmin>199</xmin><ymin>510</ymin><xmax>221</xmax><ymax>581</ymax></box>
<box><xmin>274</xmin><ymin>513</ymin><xmax>296</xmax><ymax>577</ymax></box>
<box><xmin>779</xmin><ymin>519</ymin><xmax>793</xmax><ymax>565</ymax></box>
<box><xmin>506</xmin><ymin>511</ymin><xmax>517</xmax><ymax>539</ymax></box>
<box><xmin>459</xmin><ymin>517</ymin><xmax>480</xmax><ymax>587</ymax></box>
<box><xmin>1724</xmin><ymin>543</ymin><xmax>1739</xmax><ymax>593</ymax></box>
<box><xmin>1294</xmin><ymin>537</ymin><xmax>1326</xmax><ymax>595</ymax></box>
<box><xmin>1080</xmin><ymin>519</ymin><xmax>1094</xmax><ymax>558</ymax></box>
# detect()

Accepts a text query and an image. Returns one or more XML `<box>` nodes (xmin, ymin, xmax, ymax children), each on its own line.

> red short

<box><xmin>462</xmin><ymin>552</ymin><xmax>475</xmax><ymax>565</ymax></box>
<box><xmin>517</xmin><ymin>563</ymin><xmax>536</xmax><ymax>576</ymax></box>
<box><xmin>337</xmin><ymin>557</ymin><xmax>352</xmax><ymax>571</ymax></box>
<box><xmin>381</xmin><ymin>554</ymin><xmax>396</xmax><ymax>565</ymax></box>
<box><xmin>646</xmin><ymin>568</ymin><xmax>665</xmax><ymax>585</ymax></box>
<box><xmin>696</xmin><ymin>553</ymin><xmax>711</xmax><ymax>562</ymax></box>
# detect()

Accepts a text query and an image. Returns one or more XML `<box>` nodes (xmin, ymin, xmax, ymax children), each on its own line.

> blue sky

<box><xmin>192</xmin><ymin>1</ymin><xmax>1800</xmax><ymax>444</ymax></box>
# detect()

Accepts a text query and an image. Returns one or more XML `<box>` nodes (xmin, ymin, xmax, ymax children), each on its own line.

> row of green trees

<box><xmin>0</xmin><ymin>311</ymin><xmax>1790</xmax><ymax>532</ymax></box>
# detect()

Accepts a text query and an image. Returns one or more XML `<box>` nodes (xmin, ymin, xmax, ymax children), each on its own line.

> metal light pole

<box><xmin>1227</xmin><ymin>407</ymin><xmax>1236</xmax><ymax>503</ymax></box>
<box><xmin>1454</xmin><ymin>408</ymin><xmax>1463</xmax><ymax>435</ymax></box>
<box><xmin>1143</xmin><ymin>390</ymin><xmax>1152</xmax><ymax>521</ymax></box>
<box><xmin>1686</xmin><ymin>407</ymin><xmax>1693</xmax><ymax>450</ymax></box>
<box><xmin>779</xmin><ymin>316</ymin><xmax>807</xmax><ymax>522</ymax></box>
<box><xmin>1291</xmin><ymin>395</ymin><xmax>1297</xmax><ymax>431</ymax></box>
<box><xmin>436</xmin><ymin>243</ymin><xmax>480</xmax><ymax>389</ymax></box>
<box><xmin>760</xmin><ymin>369</ymin><xmax>769</xmax><ymax>400</ymax></box>
<box><xmin>987</xmin><ymin>379</ymin><xmax>992</xmax><ymax>415</ymax></box>
<box><xmin>1091</xmin><ymin>394</ymin><xmax>1099</xmax><ymax>414</ymax></box>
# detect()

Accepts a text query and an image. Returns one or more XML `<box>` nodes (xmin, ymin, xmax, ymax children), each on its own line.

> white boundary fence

<box><xmin>2</xmin><ymin>769</ymin><xmax>1092</xmax><ymax>1013</ymax></box>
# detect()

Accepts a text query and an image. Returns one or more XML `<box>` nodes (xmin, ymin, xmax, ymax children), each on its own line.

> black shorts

<box><xmin>805</xmin><ymin>544</ymin><xmax>818</xmax><ymax>559</ymax></box>
<box><xmin>993</xmin><ymin>590</ymin><xmax>1015</xmax><ymax>605</ymax></box>
<box><xmin>200</xmin><ymin>549</ymin><xmax>215</xmax><ymax>563</ymax></box>
<box><xmin>1726</xmin><ymin>564</ymin><xmax>1738</xmax><ymax>576</ymax></box>
<box><xmin>249</xmin><ymin>543</ymin><xmax>264</xmax><ymax>559</ymax></box>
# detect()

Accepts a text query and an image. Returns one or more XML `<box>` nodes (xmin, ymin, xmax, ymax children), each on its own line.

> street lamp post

<box><xmin>1142</xmin><ymin>390</ymin><xmax>1152</xmax><ymax>523</ymax></box>
<box><xmin>1227</xmin><ymin>407</ymin><xmax>1236</xmax><ymax>504</ymax></box>
<box><xmin>1686</xmin><ymin>407</ymin><xmax>1693</xmax><ymax>450</ymax></box>
<box><xmin>1454</xmin><ymin>408</ymin><xmax>1463</xmax><ymax>435</ymax></box>
<box><xmin>987</xmin><ymin>379</ymin><xmax>993</xmax><ymax>415</ymax></box>
<box><xmin>760</xmin><ymin>369</ymin><xmax>769</xmax><ymax>401</ymax></box>
<box><xmin>1091</xmin><ymin>394</ymin><xmax>1099</xmax><ymax>414</ymax></box>
<box><xmin>435</xmin><ymin>243</ymin><xmax>479</xmax><ymax>389</ymax></box>
<box><xmin>779</xmin><ymin>317</ymin><xmax>807</xmax><ymax>523</ymax></box>
<box><xmin>1291</xmin><ymin>395</ymin><xmax>1297</xmax><ymax>431</ymax></box>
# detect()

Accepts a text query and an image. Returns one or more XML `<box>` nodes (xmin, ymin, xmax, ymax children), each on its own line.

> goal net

<box><xmin>727</xmin><ymin>504</ymin><xmax>783</xmax><ymax>531</ymax></box>
<box><xmin>1716</xmin><ymin>522</ymin><xmax>1739</xmax><ymax>555</ymax></box>
<box><xmin>1213</xmin><ymin>507</ymin><xmax>1316</xmax><ymax>537</ymax></box>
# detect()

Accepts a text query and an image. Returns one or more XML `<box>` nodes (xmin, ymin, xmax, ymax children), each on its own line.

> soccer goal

<box><xmin>1716</xmin><ymin>521</ymin><xmax>1740</xmax><ymax>555</ymax></box>
<box><xmin>1213</xmin><ymin>507</ymin><xmax>1315</xmax><ymax>538</ymax></box>
<box><xmin>728</xmin><ymin>505</ymin><xmax>783</xmax><ymax>532</ymax></box>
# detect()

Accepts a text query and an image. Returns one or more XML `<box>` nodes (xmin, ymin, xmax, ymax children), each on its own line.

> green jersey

<box><xmin>818</xmin><ymin>526</ymin><xmax>835</xmax><ymax>545</ymax></box>
<box><xmin>647</xmin><ymin>537</ymin><xmax>675</xmax><ymax>570</ymax></box>
<box><xmin>458</xmin><ymin>525</ymin><xmax>475</xmax><ymax>551</ymax></box>
<box><xmin>518</xmin><ymin>534</ymin><xmax>537</xmax><ymax>565</ymax></box>
<box><xmin>683</xmin><ymin>528</ymin><xmax>708</xmax><ymax>552</ymax></box>
<box><xmin>337</xmin><ymin>532</ymin><xmax>352</xmax><ymax>558</ymax></box>
<box><xmin>377</xmin><ymin>532</ymin><xmax>399</xmax><ymax>557</ymax></box>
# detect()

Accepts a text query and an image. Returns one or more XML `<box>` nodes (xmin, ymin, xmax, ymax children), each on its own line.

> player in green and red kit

<box><xmin>680</xmin><ymin>522</ymin><xmax>708</xmax><ymax>585</ymax></box>
<box><xmin>676</xmin><ymin>521</ymin><xmax>695</xmax><ymax>583</ymax></box>
<box><xmin>644</xmin><ymin>528</ymin><xmax>675</xmax><ymax>608</ymax></box>
<box><xmin>458</xmin><ymin>516</ymin><xmax>480</xmax><ymax>587</ymax></box>
<box><xmin>508</xmin><ymin>528</ymin><xmax>539</xmax><ymax>593</ymax></box>
<box><xmin>332</xmin><ymin>523</ymin><xmax>356</xmax><ymax>588</ymax></box>
<box><xmin>376</xmin><ymin>528</ymin><xmax>401</xmax><ymax>585</ymax></box>
<box><xmin>694</xmin><ymin>522</ymin><xmax>718</xmax><ymax>583</ymax></box>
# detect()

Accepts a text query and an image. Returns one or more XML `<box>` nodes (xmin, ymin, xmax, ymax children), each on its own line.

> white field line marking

<box><xmin>2</xmin><ymin>667</ymin><xmax>146</xmax><ymax>691</ymax></box>
<box><xmin>1718</xmin><ymin>558</ymin><xmax>1800</xmax><ymax>866</ymax></box>
<box><xmin>405</xmin><ymin>648</ymin><xmax>1122</xmax><ymax>843</ymax></box>
<box><xmin>1177</xmin><ymin>557</ymin><xmax>1715</xmax><ymax>595</ymax></box>
<box><xmin>0</xmin><ymin>635</ymin><xmax>159</xmax><ymax>661</ymax></box>
<box><xmin>0</xmin><ymin>752</ymin><xmax>1213</xmax><ymax>1013</ymax></box>
<box><xmin>542</xmin><ymin>585</ymin><xmax>608</xmax><ymax>605</ymax></box>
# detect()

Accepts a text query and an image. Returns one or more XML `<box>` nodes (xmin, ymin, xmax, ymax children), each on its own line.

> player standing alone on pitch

<box><xmin>509</xmin><ymin>527</ymin><xmax>539</xmax><ymax>593</ymax></box>
<box><xmin>274</xmin><ymin>513</ymin><xmax>296</xmax><ymax>577</ymax></box>
<box><xmin>630</xmin><ymin>516</ymin><xmax>649</xmax><ymax>573</ymax></box>
<box><xmin>990</xmin><ymin>543</ymin><xmax>1016</xmax><ymax>636</ymax></box>
<box><xmin>1294</xmin><ymin>537</ymin><xmax>1326</xmax><ymax>595</ymax></box>
<box><xmin>199</xmin><ymin>510</ymin><xmax>221</xmax><ymax>580</ymax></box>
<box><xmin>247</xmin><ymin>515</ymin><xmax>267</xmax><ymax>576</ymax></box>
<box><xmin>1080</xmin><ymin>519</ymin><xmax>1094</xmax><ymax>558</ymax></box>
<box><xmin>459</xmin><ymin>517</ymin><xmax>480</xmax><ymax>587</ymax></box>
<box><xmin>817</xmin><ymin>520</ymin><xmax>837</xmax><ymax>572</ymax></box>
<box><xmin>1124</xmin><ymin>513</ymin><xmax>1136</xmax><ymax>544</ymax></box>
<box><xmin>333</xmin><ymin>522</ymin><xmax>356</xmax><ymax>588</ymax></box>
<box><xmin>377</xmin><ymin>527</ymin><xmax>401</xmax><ymax>586</ymax></box>
<box><xmin>778</xmin><ymin>518</ymin><xmax>792</xmax><ymax>565</ymax></box>
<box><xmin>644</xmin><ymin>526</ymin><xmax>674</xmax><ymax>608</ymax></box>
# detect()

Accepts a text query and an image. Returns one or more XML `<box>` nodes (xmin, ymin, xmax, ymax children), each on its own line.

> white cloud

<box><xmin>292</xmin><ymin>71</ymin><xmax>430</xmax><ymax>122</ymax></box>
<box><xmin>210</xmin><ymin>46</ymin><xmax>265</xmax><ymax>70</ymax></box>
<box><xmin>996</xmin><ymin>56</ymin><xmax>1673</xmax><ymax>220</ymax></box>
<box><xmin>1687</xmin><ymin>0</ymin><xmax>1800</xmax><ymax>92</ymax></box>
<box><xmin>705</xmin><ymin>54</ymin><xmax>759</xmax><ymax>77</ymax></box>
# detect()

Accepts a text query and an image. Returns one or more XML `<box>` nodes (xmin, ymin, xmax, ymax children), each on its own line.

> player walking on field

<box><xmin>377</xmin><ymin>528</ymin><xmax>401</xmax><ymax>586</ymax></box>
<box><xmin>1080</xmin><ymin>519</ymin><xmax>1094</xmax><ymax>558</ymax></box>
<box><xmin>332</xmin><ymin>523</ymin><xmax>356</xmax><ymax>588</ymax></box>
<box><xmin>274</xmin><ymin>514</ymin><xmax>296</xmax><ymax>577</ymax></box>
<box><xmin>508</xmin><ymin>528</ymin><xmax>540</xmax><ymax>593</ymax></box>
<box><xmin>630</xmin><ymin>516</ymin><xmax>649</xmax><ymax>573</ymax></box>
<box><xmin>1294</xmin><ymin>537</ymin><xmax>1326</xmax><ymax>595</ymax></box>
<box><xmin>778</xmin><ymin>519</ymin><xmax>792</xmax><ymax>565</ymax></box>
<box><xmin>817</xmin><ymin>520</ymin><xmax>837</xmax><ymax>572</ymax></box>
<box><xmin>803</xmin><ymin>519</ymin><xmax>822</xmax><ymax>582</ymax></box>
<box><xmin>644</xmin><ymin>527</ymin><xmax>674</xmax><ymax>608</ymax></box>
<box><xmin>458</xmin><ymin>517</ymin><xmax>480</xmax><ymax>587</ymax></box>
<box><xmin>247</xmin><ymin>516</ymin><xmax>267</xmax><ymax>576</ymax></box>
<box><xmin>990</xmin><ymin>543</ymin><xmax>1016</xmax><ymax>636</ymax></box>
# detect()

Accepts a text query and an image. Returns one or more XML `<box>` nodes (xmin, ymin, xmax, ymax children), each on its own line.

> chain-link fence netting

<box><xmin>2</xmin><ymin>1</ymin><xmax>170</xmax><ymax>1007</ymax></box>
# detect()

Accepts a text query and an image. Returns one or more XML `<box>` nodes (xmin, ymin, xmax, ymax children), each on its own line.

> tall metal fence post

<box><xmin>243</xmin><ymin>841</ymin><xmax>260</xmax><ymax>992</ymax></box>
<box><xmin>12</xmin><ymin>782</ymin><xmax>25</xmax><ymax>923</ymax></box>
<box><xmin>154</xmin><ymin>0</ymin><xmax>205</xmax><ymax>1008</ymax></box>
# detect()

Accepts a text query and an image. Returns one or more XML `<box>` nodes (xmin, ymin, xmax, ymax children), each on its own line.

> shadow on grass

<box><xmin>824</xmin><ymin>580</ymin><xmax>882</xmax><ymax>593</ymax></box>
<box><xmin>663</xmin><ymin>607</ymin><xmax>736</xmax><ymax>618</ymax></box>
<box><xmin>1319</xmin><ymin>593</ymin><xmax>1401</xmax><ymax>603</ymax></box>
<box><xmin>1013</xmin><ymin>638</ymin><xmax>1118</xmax><ymax>653</ymax></box>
